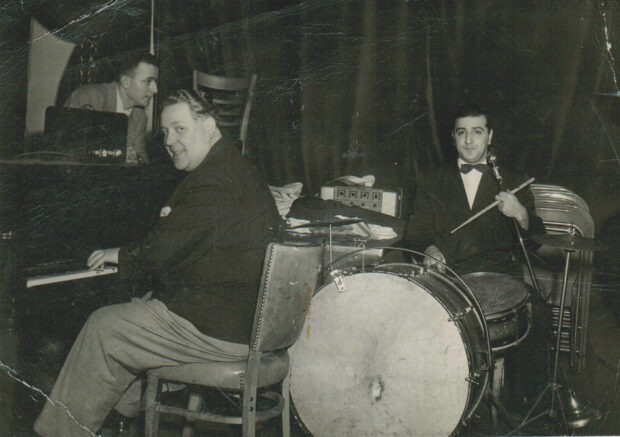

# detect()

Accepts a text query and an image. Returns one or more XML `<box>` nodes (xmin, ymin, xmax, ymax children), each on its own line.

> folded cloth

<box><xmin>285</xmin><ymin>217</ymin><xmax>311</xmax><ymax>232</ymax></box>
<box><xmin>330</xmin><ymin>215</ymin><xmax>397</xmax><ymax>240</ymax></box>
<box><xmin>367</xmin><ymin>223</ymin><xmax>398</xmax><ymax>240</ymax></box>
<box><xmin>327</xmin><ymin>174</ymin><xmax>376</xmax><ymax>187</ymax></box>
<box><xmin>269</xmin><ymin>182</ymin><xmax>303</xmax><ymax>217</ymax></box>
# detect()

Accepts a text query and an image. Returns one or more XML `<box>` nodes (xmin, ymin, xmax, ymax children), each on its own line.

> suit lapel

<box><xmin>436</xmin><ymin>163</ymin><xmax>473</xmax><ymax>250</ymax></box>
<box><xmin>103</xmin><ymin>82</ymin><xmax>117</xmax><ymax>113</ymax></box>
<box><xmin>438</xmin><ymin>164</ymin><xmax>471</xmax><ymax>254</ymax></box>
<box><xmin>472</xmin><ymin>172</ymin><xmax>499</xmax><ymax>212</ymax></box>
<box><xmin>448</xmin><ymin>166</ymin><xmax>498</xmax><ymax>235</ymax></box>
<box><xmin>448</xmin><ymin>162</ymin><xmax>473</xmax><ymax>217</ymax></box>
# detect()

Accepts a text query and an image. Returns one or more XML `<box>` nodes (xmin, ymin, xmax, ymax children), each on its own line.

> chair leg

<box><xmin>242</xmin><ymin>387</ymin><xmax>257</xmax><ymax>437</ymax></box>
<box><xmin>181</xmin><ymin>392</ymin><xmax>204</xmax><ymax>437</ymax></box>
<box><xmin>144</xmin><ymin>373</ymin><xmax>160</xmax><ymax>437</ymax></box>
<box><xmin>282</xmin><ymin>370</ymin><xmax>291</xmax><ymax>437</ymax></box>
<box><xmin>242</xmin><ymin>354</ymin><xmax>260</xmax><ymax>437</ymax></box>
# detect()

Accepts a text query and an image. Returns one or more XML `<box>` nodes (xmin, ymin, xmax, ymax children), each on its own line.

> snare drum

<box><xmin>461</xmin><ymin>272</ymin><xmax>531</xmax><ymax>352</ymax></box>
<box><xmin>289</xmin><ymin>264</ymin><xmax>491</xmax><ymax>437</ymax></box>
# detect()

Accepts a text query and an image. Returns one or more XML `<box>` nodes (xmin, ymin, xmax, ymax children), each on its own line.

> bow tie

<box><xmin>460</xmin><ymin>163</ymin><xmax>488</xmax><ymax>174</ymax></box>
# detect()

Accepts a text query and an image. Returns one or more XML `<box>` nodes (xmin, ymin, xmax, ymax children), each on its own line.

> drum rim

<box><xmin>489</xmin><ymin>302</ymin><xmax>533</xmax><ymax>352</ymax></box>
<box><xmin>325</xmin><ymin>247</ymin><xmax>494</xmax><ymax>428</ymax></box>
<box><xmin>461</xmin><ymin>271</ymin><xmax>531</xmax><ymax>319</ymax></box>
<box><xmin>323</xmin><ymin>248</ymin><xmax>492</xmax><ymax>347</ymax></box>
<box><xmin>413</xmin><ymin>267</ymin><xmax>492</xmax><ymax>428</ymax></box>
<box><xmin>294</xmin><ymin>264</ymin><xmax>492</xmax><ymax>435</ymax></box>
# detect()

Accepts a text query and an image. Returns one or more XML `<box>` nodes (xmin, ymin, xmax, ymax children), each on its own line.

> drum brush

<box><xmin>450</xmin><ymin>177</ymin><xmax>535</xmax><ymax>234</ymax></box>
<box><xmin>487</xmin><ymin>151</ymin><xmax>544</xmax><ymax>301</ymax></box>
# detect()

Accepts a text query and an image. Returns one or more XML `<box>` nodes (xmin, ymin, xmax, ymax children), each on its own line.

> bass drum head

<box><xmin>289</xmin><ymin>272</ymin><xmax>473</xmax><ymax>437</ymax></box>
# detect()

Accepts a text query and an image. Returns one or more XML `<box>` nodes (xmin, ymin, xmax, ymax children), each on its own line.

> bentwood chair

<box><xmin>144</xmin><ymin>242</ymin><xmax>324</xmax><ymax>437</ymax></box>
<box><xmin>192</xmin><ymin>71</ymin><xmax>257</xmax><ymax>156</ymax></box>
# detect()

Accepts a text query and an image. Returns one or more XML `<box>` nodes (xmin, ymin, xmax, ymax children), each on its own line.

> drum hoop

<box><xmin>491</xmin><ymin>301</ymin><xmax>533</xmax><ymax>352</ymax></box>
<box><xmin>290</xmin><ymin>399</ymin><xmax>313</xmax><ymax>437</ymax></box>
<box><xmin>324</xmin><ymin>246</ymin><xmax>492</xmax><ymax>355</ymax></box>
<box><xmin>303</xmin><ymin>269</ymin><xmax>487</xmax><ymax>435</ymax></box>
<box><xmin>462</xmin><ymin>271</ymin><xmax>531</xmax><ymax>318</ymax></box>
<box><xmin>459</xmin><ymin>272</ymin><xmax>533</xmax><ymax>354</ymax></box>
<box><xmin>322</xmin><ymin>247</ymin><xmax>493</xmax><ymax>428</ymax></box>
<box><xmin>413</xmin><ymin>268</ymin><xmax>491</xmax><ymax>426</ymax></box>
<box><xmin>484</xmin><ymin>299</ymin><xmax>530</xmax><ymax>320</ymax></box>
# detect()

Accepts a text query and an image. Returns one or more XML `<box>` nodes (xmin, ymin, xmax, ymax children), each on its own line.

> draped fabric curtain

<box><xmin>16</xmin><ymin>0</ymin><xmax>620</xmax><ymax>226</ymax></box>
<box><xmin>195</xmin><ymin>0</ymin><xmax>618</xmax><ymax>226</ymax></box>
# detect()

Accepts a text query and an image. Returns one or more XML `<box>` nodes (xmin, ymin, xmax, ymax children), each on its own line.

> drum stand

<box><xmin>508</xmin><ymin>241</ymin><xmax>574</xmax><ymax>435</ymax></box>
<box><xmin>487</xmin><ymin>357</ymin><xmax>519</xmax><ymax>428</ymax></box>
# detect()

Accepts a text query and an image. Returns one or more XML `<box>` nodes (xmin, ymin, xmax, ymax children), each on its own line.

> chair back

<box><xmin>530</xmin><ymin>183</ymin><xmax>594</xmax><ymax>371</ymax></box>
<box><xmin>531</xmin><ymin>183</ymin><xmax>595</xmax><ymax>262</ymax></box>
<box><xmin>531</xmin><ymin>184</ymin><xmax>594</xmax><ymax>235</ymax></box>
<box><xmin>192</xmin><ymin>71</ymin><xmax>257</xmax><ymax>156</ymax></box>
<box><xmin>250</xmin><ymin>242</ymin><xmax>324</xmax><ymax>353</ymax></box>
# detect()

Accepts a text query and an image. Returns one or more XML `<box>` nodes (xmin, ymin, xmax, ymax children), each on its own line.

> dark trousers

<box><xmin>504</xmin><ymin>289</ymin><xmax>551</xmax><ymax>407</ymax></box>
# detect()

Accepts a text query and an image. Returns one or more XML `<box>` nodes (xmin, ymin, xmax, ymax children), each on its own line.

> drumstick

<box><xmin>450</xmin><ymin>177</ymin><xmax>535</xmax><ymax>234</ymax></box>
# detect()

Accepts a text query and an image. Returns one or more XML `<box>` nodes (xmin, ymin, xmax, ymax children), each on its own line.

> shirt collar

<box><xmin>115</xmin><ymin>84</ymin><xmax>133</xmax><ymax>116</ymax></box>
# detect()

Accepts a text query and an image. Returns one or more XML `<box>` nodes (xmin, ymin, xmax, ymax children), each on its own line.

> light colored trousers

<box><xmin>33</xmin><ymin>296</ymin><xmax>249</xmax><ymax>437</ymax></box>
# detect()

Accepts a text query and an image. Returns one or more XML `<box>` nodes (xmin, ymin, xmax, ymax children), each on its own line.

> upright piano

<box><xmin>0</xmin><ymin>157</ymin><xmax>182</xmax><ymax>378</ymax></box>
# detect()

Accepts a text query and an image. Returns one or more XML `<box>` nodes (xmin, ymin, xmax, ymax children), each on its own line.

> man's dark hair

<box><xmin>452</xmin><ymin>103</ymin><xmax>492</xmax><ymax>131</ymax></box>
<box><xmin>115</xmin><ymin>53</ymin><xmax>159</xmax><ymax>82</ymax></box>
<box><xmin>162</xmin><ymin>89</ymin><xmax>215</xmax><ymax>120</ymax></box>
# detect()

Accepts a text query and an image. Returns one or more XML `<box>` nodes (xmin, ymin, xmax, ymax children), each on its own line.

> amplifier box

<box><xmin>320</xmin><ymin>186</ymin><xmax>401</xmax><ymax>217</ymax></box>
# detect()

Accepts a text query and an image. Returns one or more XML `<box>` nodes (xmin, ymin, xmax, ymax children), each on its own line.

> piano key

<box><xmin>26</xmin><ymin>266</ymin><xmax>118</xmax><ymax>288</ymax></box>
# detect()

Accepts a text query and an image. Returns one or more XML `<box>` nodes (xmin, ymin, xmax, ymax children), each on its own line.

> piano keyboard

<box><xmin>26</xmin><ymin>265</ymin><xmax>118</xmax><ymax>288</ymax></box>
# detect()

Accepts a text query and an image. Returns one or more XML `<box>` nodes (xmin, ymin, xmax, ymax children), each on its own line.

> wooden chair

<box><xmin>192</xmin><ymin>71</ymin><xmax>257</xmax><ymax>156</ymax></box>
<box><xmin>144</xmin><ymin>242</ymin><xmax>324</xmax><ymax>437</ymax></box>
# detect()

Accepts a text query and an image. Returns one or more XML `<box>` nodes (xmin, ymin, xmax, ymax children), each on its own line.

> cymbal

<box><xmin>532</xmin><ymin>234</ymin><xmax>608</xmax><ymax>251</ymax></box>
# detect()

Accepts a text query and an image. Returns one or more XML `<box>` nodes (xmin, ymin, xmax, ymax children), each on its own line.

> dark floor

<box><xmin>2</xmin><ymin>274</ymin><xmax>620</xmax><ymax>437</ymax></box>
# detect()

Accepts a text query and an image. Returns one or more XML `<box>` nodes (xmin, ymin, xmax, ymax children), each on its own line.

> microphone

<box><xmin>486</xmin><ymin>147</ymin><xmax>543</xmax><ymax>301</ymax></box>
<box><xmin>487</xmin><ymin>149</ymin><xmax>504</xmax><ymax>189</ymax></box>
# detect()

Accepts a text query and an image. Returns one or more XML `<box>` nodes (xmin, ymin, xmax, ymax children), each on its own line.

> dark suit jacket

<box><xmin>65</xmin><ymin>81</ymin><xmax>149</xmax><ymax>163</ymax></box>
<box><xmin>404</xmin><ymin>161</ymin><xmax>545</xmax><ymax>274</ymax></box>
<box><xmin>118</xmin><ymin>138</ymin><xmax>281</xmax><ymax>344</ymax></box>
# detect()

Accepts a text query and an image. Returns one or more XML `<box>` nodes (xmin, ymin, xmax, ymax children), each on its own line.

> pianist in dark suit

<box><xmin>34</xmin><ymin>90</ymin><xmax>281</xmax><ymax>437</ymax></box>
<box><xmin>404</xmin><ymin>103</ymin><xmax>545</xmax><ymax>274</ymax></box>
<box><xmin>64</xmin><ymin>52</ymin><xmax>159</xmax><ymax>164</ymax></box>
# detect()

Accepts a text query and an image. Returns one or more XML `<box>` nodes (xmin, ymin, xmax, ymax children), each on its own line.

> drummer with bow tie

<box><xmin>403</xmin><ymin>103</ymin><xmax>549</xmax><ymax>410</ymax></box>
<box><xmin>404</xmin><ymin>103</ymin><xmax>546</xmax><ymax>275</ymax></box>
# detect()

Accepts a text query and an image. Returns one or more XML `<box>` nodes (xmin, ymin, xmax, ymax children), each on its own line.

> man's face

<box><xmin>161</xmin><ymin>103</ymin><xmax>215</xmax><ymax>172</ymax></box>
<box><xmin>452</xmin><ymin>115</ymin><xmax>493</xmax><ymax>164</ymax></box>
<box><xmin>121</xmin><ymin>62</ymin><xmax>159</xmax><ymax>107</ymax></box>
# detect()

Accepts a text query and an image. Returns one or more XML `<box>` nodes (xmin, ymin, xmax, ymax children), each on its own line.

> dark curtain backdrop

<box><xmin>5</xmin><ymin>0</ymin><xmax>620</xmax><ymax>227</ymax></box>
<box><xmin>3</xmin><ymin>1</ymin><xmax>620</xmax><ymax>433</ymax></box>
<box><xmin>152</xmin><ymin>0</ymin><xmax>620</xmax><ymax>229</ymax></box>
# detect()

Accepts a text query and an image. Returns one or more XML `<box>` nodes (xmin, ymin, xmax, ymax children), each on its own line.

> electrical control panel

<box><xmin>320</xmin><ymin>186</ymin><xmax>401</xmax><ymax>217</ymax></box>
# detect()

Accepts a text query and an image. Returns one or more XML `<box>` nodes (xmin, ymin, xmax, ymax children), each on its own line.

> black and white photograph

<box><xmin>1</xmin><ymin>1</ymin><xmax>620</xmax><ymax>436</ymax></box>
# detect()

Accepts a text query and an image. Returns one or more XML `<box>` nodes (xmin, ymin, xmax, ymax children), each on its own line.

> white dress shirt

<box><xmin>115</xmin><ymin>84</ymin><xmax>133</xmax><ymax>117</ymax></box>
<box><xmin>458</xmin><ymin>158</ymin><xmax>486</xmax><ymax>209</ymax></box>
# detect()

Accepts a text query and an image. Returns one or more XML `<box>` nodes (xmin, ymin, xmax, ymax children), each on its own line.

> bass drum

<box><xmin>289</xmin><ymin>264</ymin><xmax>491</xmax><ymax>437</ymax></box>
